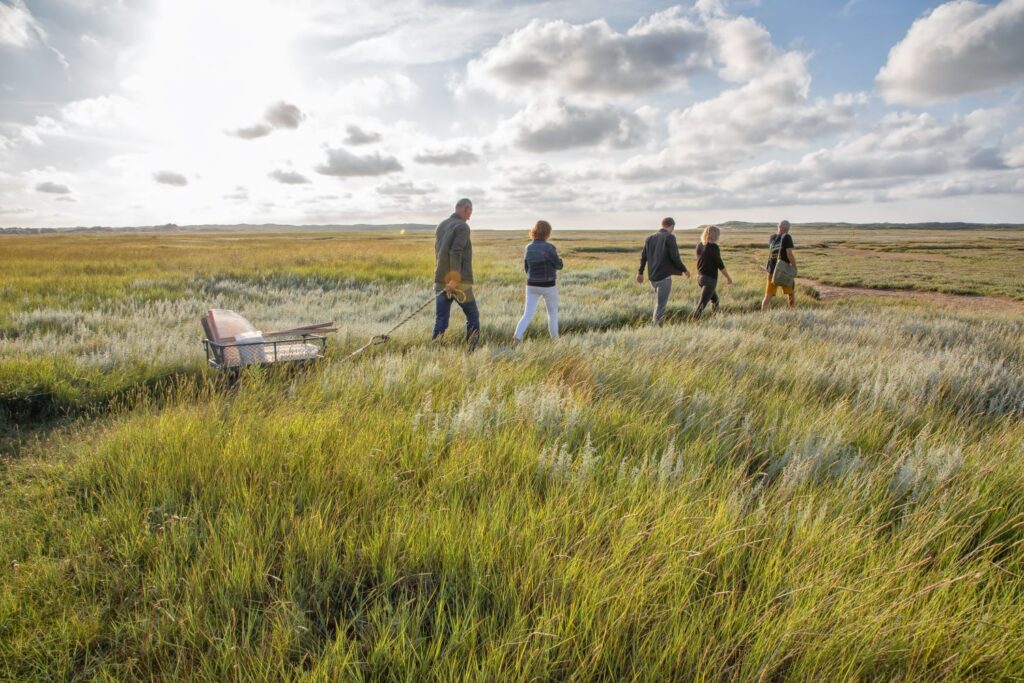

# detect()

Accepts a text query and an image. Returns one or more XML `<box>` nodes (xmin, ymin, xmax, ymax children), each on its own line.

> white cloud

<box><xmin>19</xmin><ymin>116</ymin><xmax>64</xmax><ymax>145</ymax></box>
<box><xmin>264</xmin><ymin>101</ymin><xmax>303</xmax><ymax>129</ymax></box>
<box><xmin>612</xmin><ymin>102</ymin><xmax>1024</xmax><ymax>211</ymax></box>
<box><xmin>465</xmin><ymin>7</ymin><xmax>783</xmax><ymax>102</ymax></box>
<box><xmin>708</xmin><ymin>15</ymin><xmax>777</xmax><ymax>82</ymax></box>
<box><xmin>877</xmin><ymin>0</ymin><xmax>1024</xmax><ymax>104</ymax></box>
<box><xmin>413</xmin><ymin>146</ymin><xmax>480</xmax><ymax>166</ymax></box>
<box><xmin>60</xmin><ymin>95</ymin><xmax>144</xmax><ymax>131</ymax></box>
<box><xmin>10</xmin><ymin>96</ymin><xmax>147</xmax><ymax>151</ymax></box>
<box><xmin>0</xmin><ymin>0</ymin><xmax>41</xmax><ymax>47</ymax></box>
<box><xmin>488</xmin><ymin>162</ymin><xmax>605</xmax><ymax>209</ymax></box>
<box><xmin>376</xmin><ymin>180</ymin><xmax>437</xmax><ymax>196</ymax></box>
<box><xmin>35</xmin><ymin>181</ymin><xmax>71</xmax><ymax>194</ymax></box>
<box><xmin>665</xmin><ymin>53</ymin><xmax>862</xmax><ymax>161</ymax></box>
<box><xmin>344</xmin><ymin>125</ymin><xmax>381</xmax><ymax>145</ymax></box>
<box><xmin>0</xmin><ymin>205</ymin><xmax>35</xmax><ymax>217</ymax></box>
<box><xmin>311</xmin><ymin>0</ymin><xmax>568</xmax><ymax>67</ymax></box>
<box><xmin>340</xmin><ymin>73</ymin><xmax>418</xmax><ymax>107</ymax></box>
<box><xmin>1007</xmin><ymin>129</ymin><xmax>1024</xmax><ymax>167</ymax></box>
<box><xmin>711</xmin><ymin>106</ymin><xmax>1022</xmax><ymax>204</ymax></box>
<box><xmin>153</xmin><ymin>170</ymin><xmax>188</xmax><ymax>186</ymax></box>
<box><xmin>229</xmin><ymin>101</ymin><xmax>304</xmax><ymax>139</ymax></box>
<box><xmin>268</xmin><ymin>169</ymin><xmax>310</xmax><ymax>184</ymax></box>
<box><xmin>230</xmin><ymin>123</ymin><xmax>273</xmax><ymax>140</ymax></box>
<box><xmin>314</xmin><ymin>147</ymin><xmax>402</xmax><ymax>177</ymax></box>
<box><xmin>0</xmin><ymin>0</ymin><xmax>68</xmax><ymax>69</ymax></box>
<box><xmin>840</xmin><ymin>0</ymin><xmax>864</xmax><ymax>17</ymax></box>
<box><xmin>499</xmin><ymin>100</ymin><xmax>648</xmax><ymax>152</ymax></box>
<box><xmin>466</xmin><ymin>12</ymin><xmax>710</xmax><ymax>101</ymax></box>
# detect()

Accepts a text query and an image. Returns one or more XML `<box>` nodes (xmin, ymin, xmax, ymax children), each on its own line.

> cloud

<box><xmin>494</xmin><ymin>163</ymin><xmax>562</xmax><ymax>189</ymax></box>
<box><xmin>11</xmin><ymin>96</ymin><xmax>144</xmax><ymax>150</ymax></box>
<box><xmin>711</xmin><ymin>107</ymin><xmax>1022</xmax><ymax>203</ymax></box>
<box><xmin>500</xmin><ymin>100</ymin><xmax>648</xmax><ymax>152</ymax></box>
<box><xmin>18</xmin><ymin>116</ymin><xmax>63</xmax><ymax>145</ymax></box>
<box><xmin>229</xmin><ymin>101</ymin><xmax>304</xmax><ymax>139</ymax></box>
<box><xmin>1007</xmin><ymin>130</ymin><xmax>1024</xmax><ymax>167</ymax></box>
<box><xmin>0</xmin><ymin>0</ymin><xmax>67</xmax><ymax>69</ymax></box>
<box><xmin>413</xmin><ymin>146</ymin><xmax>480</xmax><ymax>166</ymax></box>
<box><xmin>840</xmin><ymin>0</ymin><xmax>865</xmax><ymax>17</ymax></box>
<box><xmin>268</xmin><ymin>169</ymin><xmax>311</xmax><ymax>184</ymax></box>
<box><xmin>35</xmin><ymin>181</ymin><xmax>71</xmax><ymax>194</ymax></box>
<box><xmin>315</xmin><ymin>147</ymin><xmax>402</xmax><ymax>177</ymax></box>
<box><xmin>153</xmin><ymin>170</ymin><xmax>188</xmax><ymax>186</ymax></box>
<box><xmin>224</xmin><ymin>186</ymin><xmax>249</xmax><ymax>200</ymax></box>
<box><xmin>0</xmin><ymin>205</ymin><xmax>34</xmax><ymax>217</ymax></box>
<box><xmin>59</xmin><ymin>95</ymin><xmax>144</xmax><ymax>130</ymax></box>
<box><xmin>376</xmin><ymin>180</ymin><xmax>438</xmax><ymax>196</ymax></box>
<box><xmin>611</xmin><ymin>101</ymin><xmax>1024</xmax><ymax>211</ymax></box>
<box><xmin>664</xmin><ymin>53</ymin><xmax>862</xmax><ymax>161</ymax></box>
<box><xmin>877</xmin><ymin>0</ymin><xmax>1024</xmax><ymax>104</ymax></box>
<box><xmin>231</xmin><ymin>123</ymin><xmax>273</xmax><ymax>139</ymax></box>
<box><xmin>466</xmin><ymin>11</ymin><xmax>710</xmax><ymax>100</ymax></box>
<box><xmin>340</xmin><ymin>73</ymin><xmax>419</xmax><ymax>107</ymax></box>
<box><xmin>0</xmin><ymin>0</ymin><xmax>41</xmax><ymax>48</ymax></box>
<box><xmin>344</xmin><ymin>125</ymin><xmax>381</xmax><ymax>145</ymax></box>
<box><xmin>465</xmin><ymin>8</ymin><xmax>784</xmax><ymax>101</ymax></box>
<box><xmin>707</xmin><ymin>15</ymin><xmax>777</xmax><ymax>82</ymax></box>
<box><xmin>265</xmin><ymin>101</ymin><xmax>304</xmax><ymax>129</ymax></box>
<box><xmin>490</xmin><ymin>162</ymin><xmax>593</xmax><ymax>206</ymax></box>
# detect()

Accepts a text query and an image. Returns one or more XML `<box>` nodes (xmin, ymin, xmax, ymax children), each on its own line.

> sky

<box><xmin>1</xmin><ymin>0</ymin><xmax>1023</xmax><ymax>230</ymax></box>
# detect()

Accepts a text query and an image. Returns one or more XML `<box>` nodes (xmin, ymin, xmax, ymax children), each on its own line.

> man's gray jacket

<box><xmin>434</xmin><ymin>213</ymin><xmax>473</xmax><ymax>286</ymax></box>
<box><xmin>639</xmin><ymin>228</ymin><xmax>687</xmax><ymax>282</ymax></box>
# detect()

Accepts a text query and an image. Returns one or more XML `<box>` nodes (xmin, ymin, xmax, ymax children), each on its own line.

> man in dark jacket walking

<box><xmin>433</xmin><ymin>198</ymin><xmax>480</xmax><ymax>345</ymax></box>
<box><xmin>636</xmin><ymin>217</ymin><xmax>690</xmax><ymax>325</ymax></box>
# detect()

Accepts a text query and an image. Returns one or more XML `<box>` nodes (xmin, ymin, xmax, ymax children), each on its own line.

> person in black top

<box><xmin>636</xmin><ymin>217</ymin><xmax>690</xmax><ymax>326</ymax></box>
<box><xmin>761</xmin><ymin>219</ymin><xmax>797</xmax><ymax>311</ymax></box>
<box><xmin>693</xmin><ymin>225</ymin><xmax>732</xmax><ymax>318</ymax></box>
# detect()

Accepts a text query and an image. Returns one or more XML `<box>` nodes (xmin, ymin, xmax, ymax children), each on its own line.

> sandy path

<box><xmin>797</xmin><ymin>278</ymin><xmax>1024</xmax><ymax>316</ymax></box>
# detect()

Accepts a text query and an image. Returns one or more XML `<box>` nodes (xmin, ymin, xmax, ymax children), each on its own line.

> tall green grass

<box><xmin>3</xmin><ymin>305</ymin><xmax>1023</xmax><ymax>680</ymax></box>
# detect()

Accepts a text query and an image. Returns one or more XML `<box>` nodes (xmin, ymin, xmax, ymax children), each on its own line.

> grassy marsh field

<box><xmin>2</xmin><ymin>226</ymin><xmax>1024</xmax><ymax>680</ymax></box>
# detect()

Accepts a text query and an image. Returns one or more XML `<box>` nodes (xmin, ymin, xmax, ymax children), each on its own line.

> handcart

<box><xmin>200</xmin><ymin>309</ymin><xmax>333</xmax><ymax>372</ymax></box>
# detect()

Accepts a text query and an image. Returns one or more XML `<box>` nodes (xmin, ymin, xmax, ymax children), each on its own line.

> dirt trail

<box><xmin>797</xmin><ymin>278</ymin><xmax>1024</xmax><ymax>316</ymax></box>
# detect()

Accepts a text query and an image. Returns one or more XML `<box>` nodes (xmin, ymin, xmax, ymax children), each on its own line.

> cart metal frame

<box><xmin>202</xmin><ymin>333</ymin><xmax>328</xmax><ymax>371</ymax></box>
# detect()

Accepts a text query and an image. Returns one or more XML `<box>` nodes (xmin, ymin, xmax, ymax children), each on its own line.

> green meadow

<box><xmin>2</xmin><ymin>226</ymin><xmax>1023</xmax><ymax>680</ymax></box>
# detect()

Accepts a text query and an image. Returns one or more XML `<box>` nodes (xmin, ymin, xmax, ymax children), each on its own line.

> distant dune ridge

<box><xmin>0</xmin><ymin>222</ymin><xmax>438</xmax><ymax>234</ymax></box>
<box><xmin>2</xmin><ymin>221</ymin><xmax>1023</xmax><ymax>234</ymax></box>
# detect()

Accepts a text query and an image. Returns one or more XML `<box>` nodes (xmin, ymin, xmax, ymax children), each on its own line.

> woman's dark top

<box><xmin>695</xmin><ymin>242</ymin><xmax>726</xmax><ymax>280</ymax></box>
<box><xmin>524</xmin><ymin>239</ymin><xmax>563</xmax><ymax>287</ymax></box>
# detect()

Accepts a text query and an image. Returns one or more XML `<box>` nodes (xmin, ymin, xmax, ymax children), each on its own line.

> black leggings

<box><xmin>694</xmin><ymin>276</ymin><xmax>719</xmax><ymax>317</ymax></box>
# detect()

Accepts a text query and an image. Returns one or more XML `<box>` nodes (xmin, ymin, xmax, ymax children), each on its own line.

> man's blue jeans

<box><xmin>433</xmin><ymin>290</ymin><xmax>480</xmax><ymax>340</ymax></box>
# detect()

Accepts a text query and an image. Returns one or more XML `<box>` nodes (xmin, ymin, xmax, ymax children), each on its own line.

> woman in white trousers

<box><xmin>513</xmin><ymin>220</ymin><xmax>563</xmax><ymax>343</ymax></box>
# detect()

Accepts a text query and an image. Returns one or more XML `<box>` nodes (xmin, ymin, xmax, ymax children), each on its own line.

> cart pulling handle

<box><xmin>345</xmin><ymin>287</ymin><xmax>467</xmax><ymax>360</ymax></box>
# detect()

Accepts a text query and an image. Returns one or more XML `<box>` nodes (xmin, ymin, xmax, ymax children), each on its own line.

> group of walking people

<box><xmin>431</xmin><ymin>198</ymin><xmax>798</xmax><ymax>346</ymax></box>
